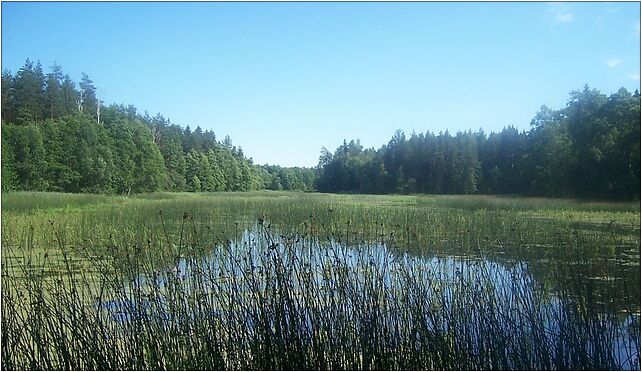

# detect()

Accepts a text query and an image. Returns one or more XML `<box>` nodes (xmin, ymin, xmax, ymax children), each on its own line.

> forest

<box><xmin>1</xmin><ymin>60</ymin><xmax>315</xmax><ymax>194</ymax></box>
<box><xmin>316</xmin><ymin>88</ymin><xmax>640</xmax><ymax>200</ymax></box>
<box><xmin>1</xmin><ymin>60</ymin><xmax>640</xmax><ymax>200</ymax></box>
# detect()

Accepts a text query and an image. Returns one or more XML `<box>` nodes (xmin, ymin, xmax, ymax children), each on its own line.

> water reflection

<box><xmin>103</xmin><ymin>226</ymin><xmax>640</xmax><ymax>370</ymax></box>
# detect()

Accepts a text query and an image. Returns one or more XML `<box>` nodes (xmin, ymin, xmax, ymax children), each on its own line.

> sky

<box><xmin>2</xmin><ymin>2</ymin><xmax>640</xmax><ymax>167</ymax></box>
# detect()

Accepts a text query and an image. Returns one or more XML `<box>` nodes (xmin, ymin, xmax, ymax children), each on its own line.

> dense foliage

<box><xmin>2</xmin><ymin>60</ymin><xmax>639</xmax><ymax>199</ymax></box>
<box><xmin>316</xmin><ymin>87</ymin><xmax>640</xmax><ymax>200</ymax></box>
<box><xmin>1</xmin><ymin>60</ymin><xmax>314</xmax><ymax>193</ymax></box>
<box><xmin>261</xmin><ymin>165</ymin><xmax>316</xmax><ymax>192</ymax></box>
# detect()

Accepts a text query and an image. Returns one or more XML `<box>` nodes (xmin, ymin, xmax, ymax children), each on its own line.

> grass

<box><xmin>1</xmin><ymin>191</ymin><xmax>640</xmax><ymax>370</ymax></box>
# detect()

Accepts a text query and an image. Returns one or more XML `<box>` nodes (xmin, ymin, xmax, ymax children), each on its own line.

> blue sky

<box><xmin>2</xmin><ymin>2</ymin><xmax>640</xmax><ymax>167</ymax></box>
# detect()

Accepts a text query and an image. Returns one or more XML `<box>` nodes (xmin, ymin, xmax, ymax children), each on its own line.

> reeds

<box><xmin>2</xmin><ymin>214</ymin><xmax>639</xmax><ymax>370</ymax></box>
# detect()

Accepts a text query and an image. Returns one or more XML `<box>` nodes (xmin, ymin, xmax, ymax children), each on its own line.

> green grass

<box><xmin>1</xmin><ymin>191</ymin><xmax>640</xmax><ymax>370</ymax></box>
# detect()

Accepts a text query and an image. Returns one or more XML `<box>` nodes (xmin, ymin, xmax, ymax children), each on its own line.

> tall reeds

<box><xmin>2</xmin><ymin>215</ymin><xmax>639</xmax><ymax>370</ymax></box>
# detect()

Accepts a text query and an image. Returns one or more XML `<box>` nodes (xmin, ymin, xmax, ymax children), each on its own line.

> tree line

<box><xmin>1</xmin><ymin>60</ymin><xmax>314</xmax><ymax>193</ymax></box>
<box><xmin>2</xmin><ymin>60</ymin><xmax>639</xmax><ymax>200</ymax></box>
<box><xmin>316</xmin><ymin>86</ymin><xmax>640</xmax><ymax>200</ymax></box>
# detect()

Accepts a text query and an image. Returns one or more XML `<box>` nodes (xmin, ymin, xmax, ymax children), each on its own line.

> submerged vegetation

<box><xmin>2</xmin><ymin>192</ymin><xmax>640</xmax><ymax>370</ymax></box>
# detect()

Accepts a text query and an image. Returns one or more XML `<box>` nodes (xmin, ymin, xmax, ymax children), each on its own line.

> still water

<box><xmin>102</xmin><ymin>226</ymin><xmax>640</xmax><ymax>370</ymax></box>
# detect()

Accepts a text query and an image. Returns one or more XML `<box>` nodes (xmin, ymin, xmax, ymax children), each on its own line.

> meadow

<box><xmin>1</xmin><ymin>191</ymin><xmax>640</xmax><ymax>370</ymax></box>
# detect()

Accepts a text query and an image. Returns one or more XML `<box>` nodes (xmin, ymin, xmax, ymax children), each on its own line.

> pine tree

<box><xmin>2</xmin><ymin>69</ymin><xmax>15</xmax><ymax>123</ymax></box>
<box><xmin>79</xmin><ymin>73</ymin><xmax>98</xmax><ymax>118</ymax></box>
<box><xmin>44</xmin><ymin>63</ymin><xmax>65</xmax><ymax>119</ymax></box>
<box><xmin>13</xmin><ymin>60</ymin><xmax>46</xmax><ymax>124</ymax></box>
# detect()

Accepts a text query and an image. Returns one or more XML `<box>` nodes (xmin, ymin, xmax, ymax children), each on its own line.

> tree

<box><xmin>79</xmin><ymin>73</ymin><xmax>98</xmax><ymax>117</ymax></box>
<box><xmin>160</xmin><ymin>137</ymin><xmax>187</xmax><ymax>191</ymax></box>
<box><xmin>452</xmin><ymin>131</ymin><xmax>480</xmax><ymax>194</ymax></box>
<box><xmin>40</xmin><ymin>118</ymin><xmax>82</xmax><ymax>191</ymax></box>
<box><xmin>44</xmin><ymin>62</ymin><xmax>65</xmax><ymax>119</ymax></box>
<box><xmin>4</xmin><ymin>123</ymin><xmax>48</xmax><ymax>190</ymax></box>
<box><xmin>3</xmin><ymin>61</ymin><xmax>638</xmax><ymax>200</ymax></box>
<box><xmin>1</xmin><ymin>124</ymin><xmax>17</xmax><ymax>190</ymax></box>
<box><xmin>185</xmin><ymin>149</ymin><xmax>203</xmax><ymax>192</ymax></box>
<box><xmin>60</xmin><ymin>74</ymin><xmax>78</xmax><ymax>116</ymax></box>
<box><xmin>1</xmin><ymin>61</ymin><xmax>275</xmax><ymax>195</ymax></box>
<box><xmin>107</xmin><ymin>115</ymin><xmax>137</xmax><ymax>194</ymax></box>
<box><xmin>131</xmin><ymin>124</ymin><xmax>165</xmax><ymax>193</ymax></box>
<box><xmin>526</xmin><ymin>105</ymin><xmax>572</xmax><ymax>196</ymax></box>
<box><xmin>13</xmin><ymin>59</ymin><xmax>46</xmax><ymax>124</ymax></box>
<box><xmin>2</xmin><ymin>69</ymin><xmax>15</xmax><ymax>122</ymax></box>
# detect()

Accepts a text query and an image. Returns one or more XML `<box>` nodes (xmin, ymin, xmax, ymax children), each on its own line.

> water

<box><xmin>101</xmin><ymin>226</ymin><xmax>640</xmax><ymax>370</ymax></box>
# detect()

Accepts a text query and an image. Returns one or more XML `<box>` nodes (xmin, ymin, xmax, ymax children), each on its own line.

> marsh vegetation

<box><xmin>1</xmin><ymin>191</ymin><xmax>639</xmax><ymax>370</ymax></box>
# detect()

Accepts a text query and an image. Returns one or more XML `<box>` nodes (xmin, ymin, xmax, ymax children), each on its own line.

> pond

<box><xmin>101</xmin><ymin>224</ymin><xmax>640</xmax><ymax>370</ymax></box>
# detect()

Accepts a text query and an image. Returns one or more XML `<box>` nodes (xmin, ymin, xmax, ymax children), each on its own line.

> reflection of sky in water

<box><xmin>101</xmin><ymin>227</ymin><xmax>640</xmax><ymax>370</ymax></box>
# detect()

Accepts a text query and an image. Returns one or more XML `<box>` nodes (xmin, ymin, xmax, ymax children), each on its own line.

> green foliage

<box><xmin>1</xmin><ymin>70</ymin><xmax>15</xmax><ymax>122</ymax></box>
<box><xmin>1</xmin><ymin>60</ymin><xmax>271</xmax><ymax>194</ymax></box>
<box><xmin>79</xmin><ymin>73</ymin><xmax>98</xmax><ymax>117</ymax></box>
<box><xmin>261</xmin><ymin>164</ymin><xmax>316</xmax><ymax>191</ymax></box>
<box><xmin>3</xmin><ymin>122</ymin><xmax>48</xmax><ymax>190</ymax></box>
<box><xmin>131</xmin><ymin>124</ymin><xmax>165</xmax><ymax>193</ymax></box>
<box><xmin>316</xmin><ymin>87</ymin><xmax>640</xmax><ymax>200</ymax></box>
<box><xmin>156</xmin><ymin>121</ymin><xmax>187</xmax><ymax>191</ymax></box>
<box><xmin>1</xmin><ymin>123</ymin><xmax>17</xmax><ymax>191</ymax></box>
<box><xmin>12</xmin><ymin>59</ymin><xmax>46</xmax><ymax>124</ymax></box>
<box><xmin>44</xmin><ymin>63</ymin><xmax>66</xmax><ymax>120</ymax></box>
<box><xmin>2</xmin><ymin>59</ymin><xmax>638</xmax><ymax>200</ymax></box>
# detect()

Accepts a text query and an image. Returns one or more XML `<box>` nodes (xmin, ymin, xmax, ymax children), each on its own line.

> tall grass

<box><xmin>2</xmin><ymin>212</ymin><xmax>639</xmax><ymax>370</ymax></box>
<box><xmin>1</xmin><ymin>191</ymin><xmax>124</xmax><ymax>213</ymax></box>
<box><xmin>2</xmin><ymin>192</ymin><xmax>639</xmax><ymax>369</ymax></box>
